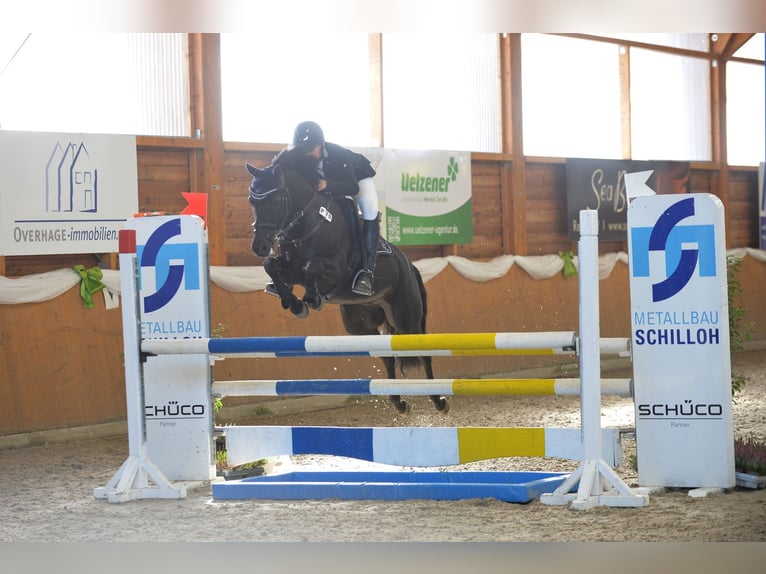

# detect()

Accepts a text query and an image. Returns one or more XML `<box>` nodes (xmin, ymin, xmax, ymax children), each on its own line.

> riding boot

<box><xmin>352</xmin><ymin>215</ymin><xmax>380</xmax><ymax>296</ymax></box>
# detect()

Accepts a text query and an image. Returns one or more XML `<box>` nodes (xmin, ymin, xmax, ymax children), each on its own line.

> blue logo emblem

<box><xmin>631</xmin><ymin>197</ymin><xmax>716</xmax><ymax>302</ymax></box>
<box><xmin>138</xmin><ymin>218</ymin><xmax>200</xmax><ymax>313</ymax></box>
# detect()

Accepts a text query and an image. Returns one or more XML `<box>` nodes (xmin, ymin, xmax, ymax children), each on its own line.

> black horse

<box><xmin>246</xmin><ymin>151</ymin><xmax>448</xmax><ymax>414</ymax></box>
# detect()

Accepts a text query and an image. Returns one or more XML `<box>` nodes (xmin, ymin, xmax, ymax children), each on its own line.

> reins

<box><xmin>251</xmin><ymin>179</ymin><xmax>328</xmax><ymax>251</ymax></box>
<box><xmin>275</xmin><ymin>192</ymin><xmax>326</xmax><ymax>249</ymax></box>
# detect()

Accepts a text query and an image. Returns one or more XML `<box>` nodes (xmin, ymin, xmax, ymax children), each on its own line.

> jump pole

<box><xmin>211</xmin><ymin>378</ymin><xmax>633</xmax><ymax>398</ymax></box>
<box><xmin>141</xmin><ymin>333</ymin><xmax>630</xmax><ymax>358</ymax></box>
<box><xmin>540</xmin><ymin>209</ymin><xmax>648</xmax><ymax>508</ymax></box>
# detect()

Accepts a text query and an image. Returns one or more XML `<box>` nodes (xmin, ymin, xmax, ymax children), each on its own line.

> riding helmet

<box><xmin>292</xmin><ymin>121</ymin><xmax>325</xmax><ymax>149</ymax></box>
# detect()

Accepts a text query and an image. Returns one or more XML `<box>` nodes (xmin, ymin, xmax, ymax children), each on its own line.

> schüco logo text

<box><xmin>637</xmin><ymin>400</ymin><xmax>723</xmax><ymax>418</ymax></box>
<box><xmin>145</xmin><ymin>401</ymin><xmax>206</xmax><ymax>418</ymax></box>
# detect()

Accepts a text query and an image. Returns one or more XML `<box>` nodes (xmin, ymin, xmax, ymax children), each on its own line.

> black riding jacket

<box><xmin>318</xmin><ymin>142</ymin><xmax>376</xmax><ymax>198</ymax></box>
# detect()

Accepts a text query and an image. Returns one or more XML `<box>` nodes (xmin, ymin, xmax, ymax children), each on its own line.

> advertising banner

<box><xmin>0</xmin><ymin>130</ymin><xmax>138</xmax><ymax>256</ymax></box>
<box><xmin>379</xmin><ymin>149</ymin><xmax>472</xmax><ymax>245</ymax></box>
<box><xmin>566</xmin><ymin>158</ymin><xmax>690</xmax><ymax>241</ymax></box>
<box><xmin>627</xmin><ymin>192</ymin><xmax>734</xmax><ymax>488</ymax></box>
<box><xmin>128</xmin><ymin>215</ymin><xmax>215</xmax><ymax>482</ymax></box>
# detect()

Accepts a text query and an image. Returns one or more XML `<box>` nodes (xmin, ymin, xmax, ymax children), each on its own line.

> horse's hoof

<box><xmin>391</xmin><ymin>399</ymin><xmax>411</xmax><ymax>415</ymax></box>
<box><xmin>434</xmin><ymin>397</ymin><xmax>450</xmax><ymax>414</ymax></box>
<box><xmin>292</xmin><ymin>302</ymin><xmax>309</xmax><ymax>319</ymax></box>
<box><xmin>305</xmin><ymin>296</ymin><xmax>323</xmax><ymax>311</ymax></box>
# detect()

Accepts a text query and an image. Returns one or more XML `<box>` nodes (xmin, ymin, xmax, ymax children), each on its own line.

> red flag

<box><xmin>180</xmin><ymin>192</ymin><xmax>208</xmax><ymax>228</ymax></box>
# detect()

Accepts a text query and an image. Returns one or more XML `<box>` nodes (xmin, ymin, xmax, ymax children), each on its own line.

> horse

<box><xmin>245</xmin><ymin>151</ymin><xmax>448</xmax><ymax>414</ymax></box>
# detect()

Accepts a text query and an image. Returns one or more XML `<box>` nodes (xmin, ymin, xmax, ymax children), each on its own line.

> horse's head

<box><xmin>246</xmin><ymin>162</ymin><xmax>289</xmax><ymax>257</ymax></box>
<box><xmin>246</xmin><ymin>155</ymin><xmax>322</xmax><ymax>257</ymax></box>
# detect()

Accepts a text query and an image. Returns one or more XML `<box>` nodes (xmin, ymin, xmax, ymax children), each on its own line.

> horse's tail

<box><xmin>412</xmin><ymin>263</ymin><xmax>428</xmax><ymax>334</ymax></box>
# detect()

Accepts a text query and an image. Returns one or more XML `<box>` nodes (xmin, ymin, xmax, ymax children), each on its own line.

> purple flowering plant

<box><xmin>734</xmin><ymin>433</ymin><xmax>766</xmax><ymax>476</ymax></box>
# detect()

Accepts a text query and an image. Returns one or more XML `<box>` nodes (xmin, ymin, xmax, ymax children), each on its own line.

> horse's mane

<box><xmin>272</xmin><ymin>147</ymin><xmax>321</xmax><ymax>189</ymax></box>
<box><xmin>248</xmin><ymin>147</ymin><xmax>320</xmax><ymax>203</ymax></box>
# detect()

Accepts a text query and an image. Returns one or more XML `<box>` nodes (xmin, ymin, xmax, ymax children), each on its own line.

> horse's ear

<box><xmin>246</xmin><ymin>163</ymin><xmax>261</xmax><ymax>177</ymax></box>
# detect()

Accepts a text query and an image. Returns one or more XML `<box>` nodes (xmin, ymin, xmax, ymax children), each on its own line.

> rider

<box><xmin>289</xmin><ymin>120</ymin><xmax>381</xmax><ymax>297</ymax></box>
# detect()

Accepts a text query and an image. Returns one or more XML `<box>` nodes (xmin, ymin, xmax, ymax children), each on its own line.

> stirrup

<box><xmin>351</xmin><ymin>270</ymin><xmax>374</xmax><ymax>296</ymax></box>
<box><xmin>264</xmin><ymin>282</ymin><xmax>279</xmax><ymax>297</ymax></box>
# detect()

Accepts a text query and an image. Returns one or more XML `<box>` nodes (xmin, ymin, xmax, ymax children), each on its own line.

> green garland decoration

<box><xmin>558</xmin><ymin>250</ymin><xmax>578</xmax><ymax>278</ymax></box>
<box><xmin>73</xmin><ymin>264</ymin><xmax>106</xmax><ymax>308</ymax></box>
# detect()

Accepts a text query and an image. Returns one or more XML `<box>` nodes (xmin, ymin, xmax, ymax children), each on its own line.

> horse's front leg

<box><xmin>302</xmin><ymin>282</ymin><xmax>323</xmax><ymax>310</ymax></box>
<box><xmin>264</xmin><ymin>256</ymin><xmax>308</xmax><ymax>319</ymax></box>
<box><xmin>301</xmin><ymin>260</ymin><xmax>327</xmax><ymax>310</ymax></box>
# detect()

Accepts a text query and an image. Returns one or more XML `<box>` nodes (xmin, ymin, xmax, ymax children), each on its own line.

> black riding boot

<box><xmin>352</xmin><ymin>216</ymin><xmax>380</xmax><ymax>296</ymax></box>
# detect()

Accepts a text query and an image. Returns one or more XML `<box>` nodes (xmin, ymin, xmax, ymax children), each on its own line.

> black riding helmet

<box><xmin>292</xmin><ymin>121</ymin><xmax>325</xmax><ymax>150</ymax></box>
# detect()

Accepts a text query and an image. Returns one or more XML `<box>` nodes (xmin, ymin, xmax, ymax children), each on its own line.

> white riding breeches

<box><xmin>356</xmin><ymin>177</ymin><xmax>379</xmax><ymax>220</ymax></box>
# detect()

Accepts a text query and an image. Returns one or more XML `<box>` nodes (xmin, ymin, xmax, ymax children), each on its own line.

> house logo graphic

<box><xmin>137</xmin><ymin>218</ymin><xmax>200</xmax><ymax>313</ymax></box>
<box><xmin>630</xmin><ymin>197</ymin><xmax>717</xmax><ymax>302</ymax></box>
<box><xmin>45</xmin><ymin>141</ymin><xmax>98</xmax><ymax>213</ymax></box>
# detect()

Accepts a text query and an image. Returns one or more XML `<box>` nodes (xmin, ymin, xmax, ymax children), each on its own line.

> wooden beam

<box><xmin>711</xmin><ymin>55</ymin><xmax>732</xmax><ymax>248</ymax></box>
<box><xmin>564</xmin><ymin>33</ymin><xmax>758</xmax><ymax>64</ymax></box>
<box><xmin>499</xmin><ymin>34</ymin><xmax>513</xmax><ymax>255</ymax></box>
<box><xmin>187</xmin><ymin>34</ymin><xmax>205</xmax><ymax>199</ymax></box>
<box><xmin>188</xmin><ymin>34</ymin><xmax>205</xmax><ymax>137</ymax></box>
<box><xmin>558</xmin><ymin>33</ymin><xmax>715</xmax><ymax>61</ymax></box>
<box><xmin>369</xmin><ymin>34</ymin><xmax>383</xmax><ymax>147</ymax></box>
<box><xmin>196</xmin><ymin>34</ymin><xmax>226</xmax><ymax>265</ymax></box>
<box><xmin>508</xmin><ymin>34</ymin><xmax>527</xmax><ymax>255</ymax></box>
<box><xmin>716</xmin><ymin>33</ymin><xmax>754</xmax><ymax>61</ymax></box>
<box><xmin>135</xmin><ymin>136</ymin><xmax>204</xmax><ymax>150</ymax></box>
<box><xmin>710</xmin><ymin>55</ymin><xmax>722</xmax><ymax>166</ymax></box>
<box><xmin>619</xmin><ymin>44</ymin><xmax>632</xmax><ymax>159</ymax></box>
<box><xmin>499</xmin><ymin>34</ymin><xmax>513</xmax><ymax>154</ymax></box>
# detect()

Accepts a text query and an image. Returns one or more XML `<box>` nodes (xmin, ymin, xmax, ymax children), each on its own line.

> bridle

<box><xmin>250</xmin><ymin>183</ymin><xmax>293</xmax><ymax>241</ymax></box>
<box><xmin>249</xmin><ymin>177</ymin><xmax>325</xmax><ymax>248</ymax></box>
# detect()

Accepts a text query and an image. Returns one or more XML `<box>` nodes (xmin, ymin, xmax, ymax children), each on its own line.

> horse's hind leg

<box><xmin>302</xmin><ymin>281</ymin><xmax>323</xmax><ymax>310</ymax></box>
<box><xmin>422</xmin><ymin>355</ymin><xmax>449</xmax><ymax>413</ymax></box>
<box><xmin>340</xmin><ymin>306</ymin><xmax>410</xmax><ymax>414</ymax></box>
<box><xmin>382</xmin><ymin>356</ymin><xmax>410</xmax><ymax>415</ymax></box>
<box><xmin>388</xmin><ymin>258</ymin><xmax>448</xmax><ymax>414</ymax></box>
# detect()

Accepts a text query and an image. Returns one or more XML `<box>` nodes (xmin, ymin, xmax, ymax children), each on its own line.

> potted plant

<box><xmin>215</xmin><ymin>433</ymin><xmax>266</xmax><ymax>480</ymax></box>
<box><xmin>734</xmin><ymin>433</ymin><xmax>766</xmax><ymax>489</ymax></box>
